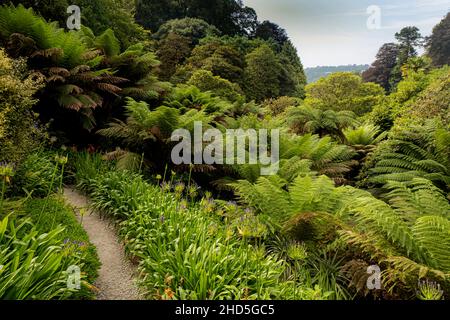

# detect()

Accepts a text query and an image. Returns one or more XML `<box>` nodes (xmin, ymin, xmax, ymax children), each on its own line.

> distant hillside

<box><xmin>305</xmin><ymin>64</ymin><xmax>370</xmax><ymax>83</ymax></box>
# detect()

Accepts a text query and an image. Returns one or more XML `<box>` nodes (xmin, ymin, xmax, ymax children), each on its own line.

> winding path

<box><xmin>63</xmin><ymin>187</ymin><xmax>142</xmax><ymax>300</ymax></box>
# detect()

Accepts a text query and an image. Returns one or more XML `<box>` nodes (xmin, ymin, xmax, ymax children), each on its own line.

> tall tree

<box><xmin>136</xmin><ymin>0</ymin><xmax>258</xmax><ymax>36</ymax></box>
<box><xmin>173</xmin><ymin>39</ymin><xmax>245</xmax><ymax>84</ymax></box>
<box><xmin>427</xmin><ymin>13</ymin><xmax>450</xmax><ymax>67</ymax></box>
<box><xmin>10</xmin><ymin>0</ymin><xmax>145</xmax><ymax>48</ymax></box>
<box><xmin>9</xmin><ymin>0</ymin><xmax>68</xmax><ymax>25</ymax></box>
<box><xmin>157</xmin><ymin>33</ymin><xmax>192</xmax><ymax>81</ymax></box>
<box><xmin>362</xmin><ymin>43</ymin><xmax>399</xmax><ymax>91</ymax></box>
<box><xmin>243</xmin><ymin>44</ymin><xmax>282</xmax><ymax>101</ymax></box>
<box><xmin>395</xmin><ymin>26</ymin><xmax>422</xmax><ymax>58</ymax></box>
<box><xmin>153</xmin><ymin>18</ymin><xmax>220</xmax><ymax>43</ymax></box>
<box><xmin>390</xmin><ymin>26</ymin><xmax>423</xmax><ymax>89</ymax></box>
<box><xmin>278</xmin><ymin>41</ymin><xmax>307</xmax><ymax>98</ymax></box>
<box><xmin>254</xmin><ymin>20</ymin><xmax>288</xmax><ymax>48</ymax></box>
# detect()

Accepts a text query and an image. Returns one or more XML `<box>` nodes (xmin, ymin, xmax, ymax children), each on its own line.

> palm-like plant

<box><xmin>344</xmin><ymin>124</ymin><xmax>387</xmax><ymax>147</ymax></box>
<box><xmin>231</xmin><ymin>173</ymin><xmax>342</xmax><ymax>233</ymax></box>
<box><xmin>286</xmin><ymin>105</ymin><xmax>358</xmax><ymax>142</ymax></box>
<box><xmin>338</xmin><ymin>179</ymin><xmax>450</xmax><ymax>295</ymax></box>
<box><xmin>213</xmin><ymin>131</ymin><xmax>357</xmax><ymax>189</ymax></box>
<box><xmin>343</xmin><ymin>124</ymin><xmax>388</xmax><ymax>183</ymax></box>
<box><xmin>163</xmin><ymin>85</ymin><xmax>231</xmax><ymax>116</ymax></box>
<box><xmin>0</xmin><ymin>5</ymin><xmax>127</xmax><ymax>131</ymax></box>
<box><xmin>80</xmin><ymin>26</ymin><xmax>170</xmax><ymax>101</ymax></box>
<box><xmin>367</xmin><ymin>121</ymin><xmax>450</xmax><ymax>196</ymax></box>
<box><xmin>232</xmin><ymin>173</ymin><xmax>450</xmax><ymax>297</ymax></box>
<box><xmin>98</xmin><ymin>98</ymin><xmax>215</xmax><ymax>172</ymax></box>
<box><xmin>280</xmin><ymin>134</ymin><xmax>357</xmax><ymax>184</ymax></box>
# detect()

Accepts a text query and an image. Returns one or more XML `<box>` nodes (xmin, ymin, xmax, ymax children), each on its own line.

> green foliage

<box><xmin>304</xmin><ymin>72</ymin><xmax>385</xmax><ymax>116</ymax></box>
<box><xmin>72</xmin><ymin>0</ymin><xmax>146</xmax><ymax>48</ymax></box>
<box><xmin>338</xmin><ymin>179</ymin><xmax>450</xmax><ymax>294</ymax></box>
<box><xmin>10</xmin><ymin>0</ymin><xmax>145</xmax><ymax>48</ymax></box>
<box><xmin>22</xmin><ymin>196</ymin><xmax>100</xmax><ymax>296</ymax></box>
<box><xmin>9</xmin><ymin>0</ymin><xmax>69</xmax><ymax>26</ymax></box>
<box><xmin>99</xmin><ymin>98</ymin><xmax>182</xmax><ymax>145</ymax></box>
<box><xmin>389</xmin><ymin>26</ymin><xmax>423</xmax><ymax>89</ymax></box>
<box><xmin>344</xmin><ymin>125</ymin><xmax>386</xmax><ymax>147</ymax></box>
<box><xmin>0</xmin><ymin>5</ymin><xmax>126</xmax><ymax>132</ymax></box>
<box><xmin>173</xmin><ymin>38</ymin><xmax>245</xmax><ymax>84</ymax></box>
<box><xmin>79</xmin><ymin>169</ymin><xmax>326</xmax><ymax>300</ymax></box>
<box><xmin>81</xmin><ymin>29</ymin><xmax>169</xmax><ymax>101</ymax></box>
<box><xmin>263</xmin><ymin>96</ymin><xmax>301</xmax><ymax>116</ymax></box>
<box><xmin>68</xmin><ymin>151</ymin><xmax>112</xmax><ymax>193</ymax></box>
<box><xmin>156</xmin><ymin>33</ymin><xmax>192</xmax><ymax>81</ymax></box>
<box><xmin>280</xmin><ymin>134</ymin><xmax>357</xmax><ymax>185</ymax></box>
<box><xmin>427</xmin><ymin>13</ymin><xmax>450</xmax><ymax>67</ymax></box>
<box><xmin>187</xmin><ymin>70</ymin><xmax>244</xmax><ymax>102</ymax></box>
<box><xmin>278</xmin><ymin>41</ymin><xmax>307</xmax><ymax>98</ymax></box>
<box><xmin>163</xmin><ymin>85</ymin><xmax>231</xmax><ymax>116</ymax></box>
<box><xmin>13</xmin><ymin>152</ymin><xmax>57</xmax><ymax>197</ymax></box>
<box><xmin>154</xmin><ymin>18</ymin><xmax>220</xmax><ymax>43</ymax></box>
<box><xmin>366</xmin><ymin>121</ymin><xmax>450</xmax><ymax>195</ymax></box>
<box><xmin>243</xmin><ymin>45</ymin><xmax>282</xmax><ymax>102</ymax></box>
<box><xmin>0</xmin><ymin>48</ymin><xmax>44</xmax><ymax>163</ymax></box>
<box><xmin>287</xmin><ymin>105</ymin><xmax>358</xmax><ymax>141</ymax></box>
<box><xmin>233</xmin><ymin>172</ymin><xmax>450</xmax><ymax>297</ymax></box>
<box><xmin>394</xmin><ymin>66</ymin><xmax>450</xmax><ymax>128</ymax></box>
<box><xmin>368</xmin><ymin>65</ymin><xmax>449</xmax><ymax>131</ymax></box>
<box><xmin>0</xmin><ymin>215</ymin><xmax>91</xmax><ymax>299</ymax></box>
<box><xmin>98</xmin><ymin>96</ymin><xmax>217</xmax><ymax>172</ymax></box>
<box><xmin>232</xmin><ymin>174</ymin><xmax>341</xmax><ymax>230</ymax></box>
<box><xmin>0</xmin><ymin>5</ymin><xmax>87</xmax><ymax>68</ymax></box>
<box><xmin>362</xmin><ymin>43</ymin><xmax>399</xmax><ymax>92</ymax></box>
<box><xmin>136</xmin><ymin>0</ymin><xmax>257</xmax><ymax>36</ymax></box>
<box><xmin>2</xmin><ymin>0</ymin><xmax>449</xmax><ymax>302</ymax></box>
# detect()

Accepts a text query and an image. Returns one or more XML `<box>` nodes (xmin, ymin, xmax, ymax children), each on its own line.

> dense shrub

<box><xmin>187</xmin><ymin>70</ymin><xmax>244</xmax><ymax>102</ymax></box>
<box><xmin>0</xmin><ymin>49</ymin><xmax>44</xmax><ymax>164</ymax></box>
<box><xmin>13</xmin><ymin>152</ymin><xmax>62</xmax><ymax>197</ymax></box>
<box><xmin>305</xmin><ymin>72</ymin><xmax>384</xmax><ymax>116</ymax></box>
<box><xmin>233</xmin><ymin>174</ymin><xmax>450</xmax><ymax>298</ymax></box>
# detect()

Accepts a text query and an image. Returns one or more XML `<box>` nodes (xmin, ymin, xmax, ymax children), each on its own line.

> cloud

<box><xmin>243</xmin><ymin>0</ymin><xmax>449</xmax><ymax>66</ymax></box>
<box><xmin>381</xmin><ymin>16</ymin><xmax>444</xmax><ymax>30</ymax></box>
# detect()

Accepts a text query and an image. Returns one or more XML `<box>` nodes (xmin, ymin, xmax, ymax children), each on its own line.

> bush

<box><xmin>0</xmin><ymin>49</ymin><xmax>45</xmax><ymax>164</ymax></box>
<box><xmin>304</xmin><ymin>72</ymin><xmax>384</xmax><ymax>116</ymax></box>
<box><xmin>68</xmin><ymin>151</ymin><xmax>112</xmax><ymax>193</ymax></box>
<box><xmin>13</xmin><ymin>152</ymin><xmax>61</xmax><ymax>197</ymax></box>
<box><xmin>263</xmin><ymin>96</ymin><xmax>301</xmax><ymax>116</ymax></box>
<box><xmin>187</xmin><ymin>70</ymin><xmax>244</xmax><ymax>102</ymax></box>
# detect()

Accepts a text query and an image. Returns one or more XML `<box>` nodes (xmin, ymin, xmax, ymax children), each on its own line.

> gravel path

<box><xmin>63</xmin><ymin>187</ymin><xmax>142</xmax><ymax>300</ymax></box>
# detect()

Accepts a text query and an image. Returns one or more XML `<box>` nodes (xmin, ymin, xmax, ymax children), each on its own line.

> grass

<box><xmin>0</xmin><ymin>215</ymin><xmax>90</xmax><ymax>299</ymax></box>
<box><xmin>78</xmin><ymin>168</ymin><xmax>328</xmax><ymax>300</ymax></box>
<box><xmin>21</xmin><ymin>196</ymin><xmax>100</xmax><ymax>298</ymax></box>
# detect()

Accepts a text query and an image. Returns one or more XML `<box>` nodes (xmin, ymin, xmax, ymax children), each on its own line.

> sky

<box><xmin>244</xmin><ymin>0</ymin><xmax>450</xmax><ymax>67</ymax></box>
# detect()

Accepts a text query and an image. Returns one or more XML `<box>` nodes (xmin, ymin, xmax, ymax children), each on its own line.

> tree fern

<box><xmin>286</xmin><ymin>105</ymin><xmax>358</xmax><ymax>141</ymax></box>
<box><xmin>232</xmin><ymin>174</ymin><xmax>342</xmax><ymax>230</ymax></box>
<box><xmin>368</xmin><ymin>121</ymin><xmax>450</xmax><ymax>195</ymax></box>
<box><xmin>412</xmin><ymin>216</ymin><xmax>450</xmax><ymax>272</ymax></box>
<box><xmin>338</xmin><ymin>179</ymin><xmax>450</xmax><ymax>293</ymax></box>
